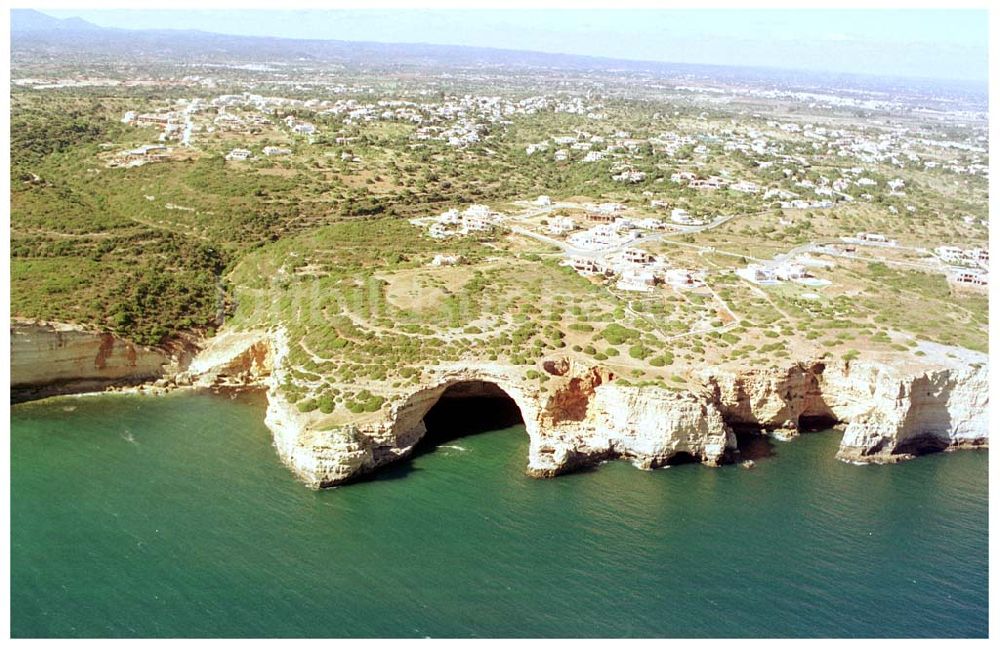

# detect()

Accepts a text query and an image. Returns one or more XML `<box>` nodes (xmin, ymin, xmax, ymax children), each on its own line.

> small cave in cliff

<box><xmin>660</xmin><ymin>451</ymin><xmax>699</xmax><ymax>467</ymax></box>
<box><xmin>417</xmin><ymin>381</ymin><xmax>525</xmax><ymax>450</ymax></box>
<box><xmin>797</xmin><ymin>414</ymin><xmax>840</xmax><ymax>432</ymax></box>
<box><xmin>733</xmin><ymin>429</ymin><xmax>776</xmax><ymax>461</ymax></box>
<box><xmin>892</xmin><ymin>434</ymin><xmax>951</xmax><ymax>457</ymax></box>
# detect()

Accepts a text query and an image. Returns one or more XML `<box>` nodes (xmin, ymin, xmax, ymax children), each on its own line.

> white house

<box><xmin>635</xmin><ymin>218</ymin><xmax>665</xmax><ymax>230</ymax></box>
<box><xmin>617</xmin><ymin>267</ymin><xmax>657</xmax><ymax>292</ymax></box>
<box><xmin>428</xmin><ymin>223</ymin><xmax>451</xmax><ymax>239</ymax></box>
<box><xmin>595</xmin><ymin>203</ymin><xmax>624</xmax><ymax>215</ymax></box>
<box><xmin>952</xmin><ymin>268</ymin><xmax>988</xmax><ymax>288</ymax></box>
<box><xmin>225</xmin><ymin>148</ymin><xmax>253</xmax><ymax>161</ymax></box>
<box><xmin>435</xmin><ymin>209</ymin><xmax>460</xmax><ymax>225</ymax></box>
<box><xmin>622</xmin><ymin>248</ymin><xmax>655</xmax><ymax>265</ymax></box>
<box><xmin>565</xmin><ymin>256</ymin><xmax>607</xmax><ymax>276</ymax></box>
<box><xmin>547</xmin><ymin>216</ymin><xmax>576</xmax><ymax>235</ymax></box>
<box><xmin>670</xmin><ymin>208</ymin><xmax>706</xmax><ymax>226</ymax></box>
<box><xmin>855</xmin><ymin>232</ymin><xmax>897</xmax><ymax>246</ymax></box>
<box><xmin>736</xmin><ymin>264</ymin><xmax>779</xmax><ymax>284</ymax></box>
<box><xmin>613</xmin><ymin>170</ymin><xmax>646</xmax><ymax>183</ymax></box>
<box><xmin>728</xmin><ymin>180</ymin><xmax>760</xmax><ymax>194</ymax></box>
<box><xmin>935</xmin><ymin>246</ymin><xmax>965</xmax><ymax>264</ymax></box>
<box><xmin>773</xmin><ymin>262</ymin><xmax>808</xmax><ymax>281</ymax></box>
<box><xmin>689</xmin><ymin>177</ymin><xmax>725</xmax><ymax>190</ymax></box>
<box><xmin>430</xmin><ymin>254</ymin><xmax>463</xmax><ymax>267</ymax></box>
<box><xmin>664</xmin><ymin>269</ymin><xmax>703</xmax><ymax>288</ymax></box>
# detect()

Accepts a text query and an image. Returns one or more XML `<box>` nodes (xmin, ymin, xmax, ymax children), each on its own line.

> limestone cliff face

<box><xmin>184</xmin><ymin>332</ymin><xmax>737</xmax><ymax>487</ymax></box>
<box><xmin>536</xmin><ymin>383</ymin><xmax>735</xmax><ymax>474</ymax></box>
<box><xmin>180</xmin><ymin>327</ymin><xmax>989</xmax><ymax>489</ymax></box>
<box><xmin>10</xmin><ymin>320</ymin><xmax>190</xmax><ymax>402</ymax></box>
<box><xmin>820</xmin><ymin>357</ymin><xmax>989</xmax><ymax>462</ymax></box>
<box><xmin>700</xmin><ymin>361</ymin><xmax>834</xmax><ymax>438</ymax></box>
<box><xmin>185</xmin><ymin>328</ymin><xmax>273</xmax><ymax>386</ymax></box>
<box><xmin>700</xmin><ymin>350</ymin><xmax>989</xmax><ymax>463</ymax></box>
<box><xmin>267</xmin><ymin>360</ymin><xmax>734</xmax><ymax>487</ymax></box>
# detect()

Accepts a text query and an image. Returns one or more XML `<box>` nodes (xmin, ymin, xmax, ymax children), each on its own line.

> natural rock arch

<box><xmin>209</xmin><ymin>329</ymin><xmax>989</xmax><ymax>489</ymax></box>
<box><xmin>421</xmin><ymin>380</ymin><xmax>526</xmax><ymax>439</ymax></box>
<box><xmin>386</xmin><ymin>374</ymin><xmax>544</xmax><ymax>458</ymax></box>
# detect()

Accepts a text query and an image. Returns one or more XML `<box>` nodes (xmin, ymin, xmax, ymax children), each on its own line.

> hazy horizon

<box><xmin>37</xmin><ymin>8</ymin><xmax>989</xmax><ymax>84</ymax></box>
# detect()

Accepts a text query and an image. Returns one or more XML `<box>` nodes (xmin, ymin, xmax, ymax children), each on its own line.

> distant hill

<box><xmin>10</xmin><ymin>8</ymin><xmax>101</xmax><ymax>32</ymax></box>
<box><xmin>9</xmin><ymin>9</ymin><xmax>986</xmax><ymax>103</ymax></box>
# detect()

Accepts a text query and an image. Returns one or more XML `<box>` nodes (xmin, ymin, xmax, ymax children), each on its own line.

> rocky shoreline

<box><xmin>10</xmin><ymin>321</ymin><xmax>990</xmax><ymax>488</ymax></box>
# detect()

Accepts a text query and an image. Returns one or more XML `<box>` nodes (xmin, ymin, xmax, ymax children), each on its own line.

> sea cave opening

<box><xmin>415</xmin><ymin>381</ymin><xmax>525</xmax><ymax>452</ymax></box>
<box><xmin>797</xmin><ymin>414</ymin><xmax>841</xmax><ymax>433</ymax></box>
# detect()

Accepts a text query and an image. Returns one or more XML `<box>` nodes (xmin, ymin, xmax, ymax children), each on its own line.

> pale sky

<box><xmin>42</xmin><ymin>9</ymin><xmax>989</xmax><ymax>82</ymax></box>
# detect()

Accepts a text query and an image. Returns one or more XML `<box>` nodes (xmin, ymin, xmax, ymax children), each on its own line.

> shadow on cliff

<box><xmin>419</xmin><ymin>394</ymin><xmax>524</xmax><ymax>448</ymax></box>
<box><xmin>734</xmin><ymin>429</ymin><xmax>777</xmax><ymax>461</ymax></box>
<box><xmin>732</xmin><ymin>415</ymin><xmax>842</xmax><ymax>462</ymax></box>
<box><xmin>351</xmin><ymin>393</ymin><xmax>526</xmax><ymax>484</ymax></box>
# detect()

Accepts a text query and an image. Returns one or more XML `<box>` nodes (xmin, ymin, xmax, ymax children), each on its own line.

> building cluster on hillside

<box><xmin>935</xmin><ymin>245</ymin><xmax>989</xmax><ymax>289</ymax></box>
<box><xmin>935</xmin><ymin>245</ymin><xmax>989</xmax><ymax>268</ymax></box>
<box><xmin>564</xmin><ymin>246</ymin><xmax>705</xmax><ymax>292</ymax></box>
<box><xmin>668</xmin><ymin>208</ymin><xmax>707</xmax><ymax>226</ymax></box>
<box><xmin>841</xmin><ymin>232</ymin><xmax>899</xmax><ymax>247</ymax></box>
<box><xmin>413</xmin><ymin>204</ymin><xmax>506</xmax><ymax>239</ymax></box>
<box><xmin>107</xmin><ymin>144</ymin><xmax>172</xmax><ymax>168</ymax></box>
<box><xmin>736</xmin><ymin>255</ymin><xmax>831</xmax><ymax>287</ymax></box>
<box><xmin>567</xmin><ymin>221</ymin><xmax>638</xmax><ymax>250</ymax></box>
<box><xmin>106</xmin><ymin>73</ymin><xmax>987</xmax><ymax>237</ymax></box>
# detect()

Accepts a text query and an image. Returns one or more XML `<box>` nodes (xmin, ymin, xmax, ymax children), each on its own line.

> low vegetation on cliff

<box><xmin>10</xmin><ymin>34</ymin><xmax>988</xmax><ymax>421</ymax></box>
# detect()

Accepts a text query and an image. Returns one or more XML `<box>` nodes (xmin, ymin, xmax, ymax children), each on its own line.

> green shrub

<box><xmin>649</xmin><ymin>352</ymin><xmax>674</xmax><ymax>367</ymax></box>
<box><xmin>317</xmin><ymin>394</ymin><xmax>336</xmax><ymax>414</ymax></box>
<box><xmin>629</xmin><ymin>344</ymin><xmax>652</xmax><ymax>360</ymax></box>
<box><xmin>601</xmin><ymin>324</ymin><xmax>640</xmax><ymax>345</ymax></box>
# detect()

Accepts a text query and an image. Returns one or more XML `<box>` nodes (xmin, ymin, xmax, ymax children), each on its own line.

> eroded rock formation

<box><xmin>11</xmin><ymin>320</ymin><xmax>989</xmax><ymax>487</ymax></box>
<box><xmin>10</xmin><ymin>319</ymin><xmax>196</xmax><ymax>402</ymax></box>
<box><xmin>180</xmin><ymin>329</ymin><xmax>988</xmax><ymax>488</ymax></box>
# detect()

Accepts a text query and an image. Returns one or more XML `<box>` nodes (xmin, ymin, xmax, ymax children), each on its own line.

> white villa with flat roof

<box><xmin>547</xmin><ymin>216</ymin><xmax>576</xmax><ymax>235</ymax></box>
<box><xmin>565</xmin><ymin>256</ymin><xmax>608</xmax><ymax>276</ymax></box>
<box><xmin>617</xmin><ymin>267</ymin><xmax>657</xmax><ymax>292</ymax></box>
<box><xmin>622</xmin><ymin>248</ymin><xmax>656</xmax><ymax>265</ymax></box>
<box><xmin>664</xmin><ymin>269</ymin><xmax>703</xmax><ymax>288</ymax></box>
<box><xmin>225</xmin><ymin>148</ymin><xmax>253</xmax><ymax>161</ymax></box>
<box><xmin>736</xmin><ymin>264</ymin><xmax>780</xmax><ymax>285</ymax></box>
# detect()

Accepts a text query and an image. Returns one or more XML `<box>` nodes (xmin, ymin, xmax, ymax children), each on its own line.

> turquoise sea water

<box><xmin>10</xmin><ymin>390</ymin><xmax>989</xmax><ymax>638</ymax></box>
